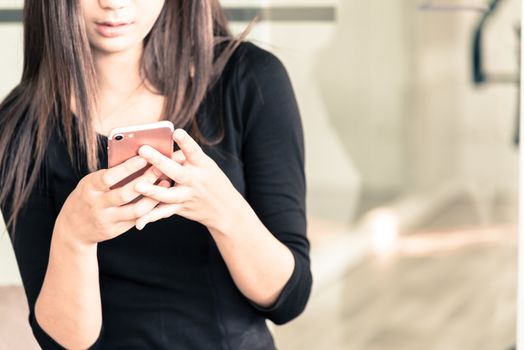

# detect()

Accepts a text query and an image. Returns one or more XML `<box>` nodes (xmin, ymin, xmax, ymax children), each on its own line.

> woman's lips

<box><xmin>95</xmin><ymin>21</ymin><xmax>133</xmax><ymax>38</ymax></box>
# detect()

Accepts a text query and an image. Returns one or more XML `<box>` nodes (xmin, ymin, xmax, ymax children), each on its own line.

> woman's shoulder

<box><xmin>225</xmin><ymin>41</ymin><xmax>290</xmax><ymax>85</ymax></box>
<box><xmin>232</xmin><ymin>41</ymin><xmax>282</xmax><ymax>66</ymax></box>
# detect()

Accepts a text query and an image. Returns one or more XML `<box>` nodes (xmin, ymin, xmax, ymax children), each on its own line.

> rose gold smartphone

<box><xmin>107</xmin><ymin>120</ymin><xmax>174</xmax><ymax>190</ymax></box>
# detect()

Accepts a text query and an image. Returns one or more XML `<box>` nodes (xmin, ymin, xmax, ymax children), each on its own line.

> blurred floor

<box><xmin>0</xmin><ymin>285</ymin><xmax>39</xmax><ymax>350</ymax></box>
<box><xmin>273</xmin><ymin>194</ymin><xmax>517</xmax><ymax>350</ymax></box>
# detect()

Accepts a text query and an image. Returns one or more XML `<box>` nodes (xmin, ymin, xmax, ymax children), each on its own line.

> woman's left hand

<box><xmin>133</xmin><ymin>128</ymin><xmax>243</xmax><ymax>232</ymax></box>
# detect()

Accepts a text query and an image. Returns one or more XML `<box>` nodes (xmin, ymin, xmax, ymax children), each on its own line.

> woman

<box><xmin>0</xmin><ymin>1</ymin><xmax>312</xmax><ymax>349</ymax></box>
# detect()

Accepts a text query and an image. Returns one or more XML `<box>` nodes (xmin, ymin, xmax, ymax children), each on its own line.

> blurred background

<box><xmin>0</xmin><ymin>0</ymin><xmax>520</xmax><ymax>349</ymax></box>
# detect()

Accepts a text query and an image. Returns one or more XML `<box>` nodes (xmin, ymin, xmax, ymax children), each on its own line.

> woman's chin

<box><xmin>91</xmin><ymin>40</ymin><xmax>142</xmax><ymax>56</ymax></box>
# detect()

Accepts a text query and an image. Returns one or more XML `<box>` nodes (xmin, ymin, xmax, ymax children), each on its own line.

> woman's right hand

<box><xmin>55</xmin><ymin>155</ymin><xmax>169</xmax><ymax>247</ymax></box>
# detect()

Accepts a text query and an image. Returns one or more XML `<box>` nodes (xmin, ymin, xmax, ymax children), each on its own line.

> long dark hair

<box><xmin>0</xmin><ymin>1</ymin><xmax>250</xmax><ymax>237</ymax></box>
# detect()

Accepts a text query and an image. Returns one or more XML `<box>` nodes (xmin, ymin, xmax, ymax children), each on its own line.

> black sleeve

<box><xmin>1</xmin><ymin>157</ymin><xmax>104</xmax><ymax>349</ymax></box>
<box><xmin>235</xmin><ymin>43</ymin><xmax>313</xmax><ymax>325</ymax></box>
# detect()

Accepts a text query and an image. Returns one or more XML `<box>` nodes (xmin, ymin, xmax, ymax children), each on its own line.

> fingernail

<box><xmin>135</xmin><ymin>158</ymin><xmax>146</xmax><ymax>167</ymax></box>
<box><xmin>174</xmin><ymin>129</ymin><xmax>185</xmax><ymax>141</ymax></box>
<box><xmin>135</xmin><ymin>182</ymin><xmax>148</xmax><ymax>192</ymax></box>
<box><xmin>140</xmin><ymin>146</ymin><xmax>153</xmax><ymax>156</ymax></box>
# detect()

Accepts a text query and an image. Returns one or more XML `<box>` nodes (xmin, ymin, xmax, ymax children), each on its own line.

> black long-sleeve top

<box><xmin>1</xmin><ymin>42</ymin><xmax>312</xmax><ymax>349</ymax></box>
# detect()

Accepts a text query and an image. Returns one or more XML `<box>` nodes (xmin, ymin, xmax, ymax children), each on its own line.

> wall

<box><xmin>314</xmin><ymin>0</ymin><xmax>411</xmax><ymax>196</ymax></box>
<box><xmin>409</xmin><ymin>0</ymin><xmax>520</xmax><ymax>197</ymax></box>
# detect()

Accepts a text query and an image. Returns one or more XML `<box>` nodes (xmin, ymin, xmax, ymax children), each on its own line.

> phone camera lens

<box><xmin>115</xmin><ymin>134</ymin><xmax>124</xmax><ymax>141</ymax></box>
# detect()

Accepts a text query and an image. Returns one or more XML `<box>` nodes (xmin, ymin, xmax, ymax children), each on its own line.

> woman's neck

<box><xmin>88</xmin><ymin>45</ymin><xmax>166</xmax><ymax>135</ymax></box>
<box><xmin>92</xmin><ymin>44</ymin><xmax>145</xmax><ymax>97</ymax></box>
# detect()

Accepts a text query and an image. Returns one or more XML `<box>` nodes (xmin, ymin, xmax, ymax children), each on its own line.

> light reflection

<box><xmin>364</xmin><ymin>208</ymin><xmax>400</xmax><ymax>258</ymax></box>
<box><xmin>397</xmin><ymin>225</ymin><xmax>516</xmax><ymax>257</ymax></box>
<box><xmin>361</xmin><ymin>207</ymin><xmax>516</xmax><ymax>260</ymax></box>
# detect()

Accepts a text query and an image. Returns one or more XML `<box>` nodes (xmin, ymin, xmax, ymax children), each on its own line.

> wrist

<box><xmin>52</xmin><ymin>215</ymin><xmax>97</xmax><ymax>255</ymax></box>
<box><xmin>208</xmin><ymin>192</ymin><xmax>253</xmax><ymax>238</ymax></box>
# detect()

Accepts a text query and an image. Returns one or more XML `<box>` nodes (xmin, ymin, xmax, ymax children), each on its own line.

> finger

<box><xmin>172</xmin><ymin>129</ymin><xmax>205</xmax><ymax>164</ymax></box>
<box><xmin>138</xmin><ymin>145</ymin><xmax>189</xmax><ymax>184</ymax></box>
<box><xmin>134</xmin><ymin>181</ymin><xmax>191</xmax><ymax>203</ymax></box>
<box><xmin>111</xmin><ymin>180</ymin><xmax>171</xmax><ymax>222</ymax></box>
<box><xmin>136</xmin><ymin>203</ymin><xmax>182</xmax><ymax>230</ymax></box>
<box><xmin>113</xmin><ymin>220</ymin><xmax>141</xmax><ymax>235</ymax></box>
<box><xmin>152</xmin><ymin>151</ymin><xmax>184</xmax><ymax>186</ymax></box>
<box><xmin>102</xmin><ymin>165</ymin><xmax>160</xmax><ymax>207</ymax></box>
<box><xmin>93</xmin><ymin>156</ymin><xmax>147</xmax><ymax>191</ymax></box>
<box><xmin>171</xmin><ymin>150</ymin><xmax>186</xmax><ymax>164</ymax></box>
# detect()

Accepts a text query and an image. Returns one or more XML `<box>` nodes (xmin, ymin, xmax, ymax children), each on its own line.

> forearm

<box><xmin>208</xmin><ymin>194</ymin><xmax>295</xmax><ymax>307</ymax></box>
<box><xmin>34</xmin><ymin>217</ymin><xmax>103</xmax><ymax>350</ymax></box>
